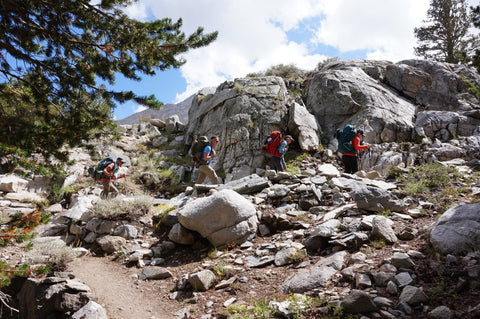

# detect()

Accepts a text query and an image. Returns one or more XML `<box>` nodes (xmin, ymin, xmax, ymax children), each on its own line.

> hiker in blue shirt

<box><xmin>197</xmin><ymin>135</ymin><xmax>220</xmax><ymax>184</ymax></box>
<box><xmin>272</xmin><ymin>135</ymin><xmax>294</xmax><ymax>172</ymax></box>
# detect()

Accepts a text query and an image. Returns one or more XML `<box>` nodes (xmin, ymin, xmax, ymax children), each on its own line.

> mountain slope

<box><xmin>116</xmin><ymin>94</ymin><xmax>194</xmax><ymax>125</ymax></box>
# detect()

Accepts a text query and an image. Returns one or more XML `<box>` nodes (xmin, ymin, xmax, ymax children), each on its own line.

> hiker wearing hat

<box><xmin>197</xmin><ymin>135</ymin><xmax>220</xmax><ymax>184</ymax></box>
<box><xmin>342</xmin><ymin>129</ymin><xmax>371</xmax><ymax>174</ymax></box>
<box><xmin>100</xmin><ymin>157</ymin><xmax>127</xmax><ymax>198</ymax></box>
<box><xmin>272</xmin><ymin>135</ymin><xmax>295</xmax><ymax>172</ymax></box>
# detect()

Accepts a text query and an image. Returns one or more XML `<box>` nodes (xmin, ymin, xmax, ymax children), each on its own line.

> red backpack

<box><xmin>262</xmin><ymin>131</ymin><xmax>282</xmax><ymax>156</ymax></box>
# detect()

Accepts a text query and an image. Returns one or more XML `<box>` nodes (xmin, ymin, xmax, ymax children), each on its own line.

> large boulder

<box><xmin>287</xmin><ymin>102</ymin><xmax>320</xmax><ymax>151</ymax></box>
<box><xmin>415</xmin><ymin>111</ymin><xmax>480</xmax><ymax>141</ymax></box>
<box><xmin>17</xmin><ymin>277</ymin><xmax>93</xmax><ymax>319</ymax></box>
<box><xmin>177</xmin><ymin>189</ymin><xmax>258</xmax><ymax>247</ymax></box>
<box><xmin>0</xmin><ymin>174</ymin><xmax>28</xmax><ymax>192</ymax></box>
<box><xmin>430</xmin><ymin>203</ymin><xmax>480</xmax><ymax>255</ymax></box>
<box><xmin>387</xmin><ymin>59</ymin><xmax>480</xmax><ymax>112</ymax></box>
<box><xmin>305</xmin><ymin>59</ymin><xmax>480</xmax><ymax>149</ymax></box>
<box><xmin>351</xmin><ymin>183</ymin><xmax>410</xmax><ymax>213</ymax></box>
<box><xmin>185</xmin><ymin>77</ymin><xmax>290</xmax><ymax>175</ymax></box>
<box><xmin>282</xmin><ymin>251</ymin><xmax>347</xmax><ymax>293</ymax></box>
<box><xmin>305</xmin><ymin>60</ymin><xmax>416</xmax><ymax>144</ymax></box>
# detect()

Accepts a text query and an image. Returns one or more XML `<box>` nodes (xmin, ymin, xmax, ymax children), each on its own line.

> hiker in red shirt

<box><xmin>342</xmin><ymin>129</ymin><xmax>372</xmax><ymax>174</ymax></box>
<box><xmin>100</xmin><ymin>157</ymin><xmax>127</xmax><ymax>199</ymax></box>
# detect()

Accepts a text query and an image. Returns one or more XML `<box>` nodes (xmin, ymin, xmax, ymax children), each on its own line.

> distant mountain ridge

<box><xmin>116</xmin><ymin>94</ymin><xmax>194</xmax><ymax>125</ymax></box>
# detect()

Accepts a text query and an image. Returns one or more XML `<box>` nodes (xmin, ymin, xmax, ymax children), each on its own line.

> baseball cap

<box><xmin>285</xmin><ymin>135</ymin><xmax>295</xmax><ymax>142</ymax></box>
<box><xmin>356</xmin><ymin>129</ymin><xmax>364</xmax><ymax>136</ymax></box>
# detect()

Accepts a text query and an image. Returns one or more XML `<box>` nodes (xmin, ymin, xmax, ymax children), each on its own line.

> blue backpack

<box><xmin>336</xmin><ymin>124</ymin><xmax>356</xmax><ymax>153</ymax></box>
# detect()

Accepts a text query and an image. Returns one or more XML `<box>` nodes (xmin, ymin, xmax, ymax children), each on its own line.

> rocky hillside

<box><xmin>2</xmin><ymin>59</ymin><xmax>480</xmax><ymax>319</ymax></box>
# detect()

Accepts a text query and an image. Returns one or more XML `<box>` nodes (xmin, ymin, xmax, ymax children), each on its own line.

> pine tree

<box><xmin>414</xmin><ymin>0</ymin><xmax>471</xmax><ymax>64</ymax></box>
<box><xmin>469</xmin><ymin>5</ymin><xmax>480</xmax><ymax>72</ymax></box>
<box><xmin>0</xmin><ymin>0</ymin><xmax>217</xmax><ymax>171</ymax></box>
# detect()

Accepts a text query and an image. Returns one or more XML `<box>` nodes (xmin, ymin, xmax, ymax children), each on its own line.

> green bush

<box><xmin>398</xmin><ymin>162</ymin><xmax>470</xmax><ymax>211</ymax></box>
<box><xmin>224</xmin><ymin>298</ymin><xmax>274</xmax><ymax>319</ymax></box>
<box><xmin>397</xmin><ymin>162</ymin><xmax>460</xmax><ymax>196</ymax></box>
<box><xmin>88</xmin><ymin>196</ymin><xmax>154</xmax><ymax>220</ymax></box>
<box><xmin>32</xmin><ymin>240</ymin><xmax>77</xmax><ymax>271</ymax></box>
<box><xmin>223</xmin><ymin>294</ymin><xmax>331</xmax><ymax>319</ymax></box>
<box><xmin>264</xmin><ymin>63</ymin><xmax>305</xmax><ymax>79</ymax></box>
<box><xmin>378</xmin><ymin>210</ymin><xmax>392</xmax><ymax>217</ymax></box>
<box><xmin>47</xmin><ymin>184</ymin><xmax>77</xmax><ymax>205</ymax></box>
<box><xmin>248</xmin><ymin>63</ymin><xmax>305</xmax><ymax>80</ymax></box>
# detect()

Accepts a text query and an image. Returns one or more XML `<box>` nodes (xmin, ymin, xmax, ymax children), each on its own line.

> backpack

<box><xmin>191</xmin><ymin>136</ymin><xmax>210</xmax><ymax>165</ymax></box>
<box><xmin>262</xmin><ymin>131</ymin><xmax>282</xmax><ymax>156</ymax></box>
<box><xmin>87</xmin><ymin>157</ymin><xmax>115</xmax><ymax>180</ymax></box>
<box><xmin>336</xmin><ymin>124</ymin><xmax>356</xmax><ymax>153</ymax></box>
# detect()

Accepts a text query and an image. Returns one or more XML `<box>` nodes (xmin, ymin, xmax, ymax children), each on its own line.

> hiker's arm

<box><xmin>203</xmin><ymin>151</ymin><xmax>215</xmax><ymax>161</ymax></box>
<box><xmin>102</xmin><ymin>163</ymin><xmax>115</xmax><ymax>178</ymax></box>
<box><xmin>353</xmin><ymin>137</ymin><xmax>370</xmax><ymax>150</ymax></box>
<box><xmin>277</xmin><ymin>141</ymin><xmax>288</xmax><ymax>155</ymax></box>
<box><xmin>202</xmin><ymin>146</ymin><xmax>215</xmax><ymax>162</ymax></box>
<box><xmin>202</xmin><ymin>151</ymin><xmax>209</xmax><ymax>162</ymax></box>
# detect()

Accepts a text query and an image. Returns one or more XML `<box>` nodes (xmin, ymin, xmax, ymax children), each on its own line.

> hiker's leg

<box><xmin>342</xmin><ymin>155</ymin><xmax>357</xmax><ymax>174</ymax></box>
<box><xmin>342</xmin><ymin>155</ymin><xmax>351</xmax><ymax>173</ymax></box>
<box><xmin>197</xmin><ymin>165</ymin><xmax>207</xmax><ymax>184</ymax></box>
<box><xmin>271</xmin><ymin>156</ymin><xmax>283</xmax><ymax>172</ymax></box>
<box><xmin>280</xmin><ymin>157</ymin><xmax>287</xmax><ymax>170</ymax></box>
<box><xmin>204</xmin><ymin>165</ymin><xmax>219</xmax><ymax>184</ymax></box>
<box><xmin>352</xmin><ymin>157</ymin><xmax>359</xmax><ymax>174</ymax></box>
<box><xmin>102</xmin><ymin>180</ymin><xmax>110</xmax><ymax>198</ymax></box>
<box><xmin>109</xmin><ymin>182</ymin><xmax>119</xmax><ymax>197</ymax></box>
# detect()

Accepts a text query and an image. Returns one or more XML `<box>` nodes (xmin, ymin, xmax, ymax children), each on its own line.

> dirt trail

<box><xmin>69</xmin><ymin>256</ymin><xmax>179</xmax><ymax>319</ymax></box>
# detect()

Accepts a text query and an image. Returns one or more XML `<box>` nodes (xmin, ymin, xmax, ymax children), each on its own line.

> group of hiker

<box><xmin>92</xmin><ymin>125</ymin><xmax>370</xmax><ymax>195</ymax></box>
<box><xmin>192</xmin><ymin>124</ymin><xmax>370</xmax><ymax>185</ymax></box>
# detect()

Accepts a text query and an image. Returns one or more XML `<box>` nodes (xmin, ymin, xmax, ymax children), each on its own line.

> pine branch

<box><xmin>0</xmin><ymin>291</ymin><xmax>19</xmax><ymax>313</ymax></box>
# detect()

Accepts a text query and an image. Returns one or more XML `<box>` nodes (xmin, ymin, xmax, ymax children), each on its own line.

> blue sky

<box><xmin>113</xmin><ymin>0</ymin><xmax>436</xmax><ymax>120</ymax></box>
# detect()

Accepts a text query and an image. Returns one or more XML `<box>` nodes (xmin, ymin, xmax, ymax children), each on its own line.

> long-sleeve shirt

<box><xmin>276</xmin><ymin>140</ymin><xmax>288</xmax><ymax>156</ymax></box>
<box><xmin>342</xmin><ymin>136</ymin><xmax>368</xmax><ymax>157</ymax></box>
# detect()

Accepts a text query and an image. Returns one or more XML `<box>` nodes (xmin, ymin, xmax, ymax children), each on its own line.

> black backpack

<box><xmin>191</xmin><ymin>136</ymin><xmax>210</xmax><ymax>165</ymax></box>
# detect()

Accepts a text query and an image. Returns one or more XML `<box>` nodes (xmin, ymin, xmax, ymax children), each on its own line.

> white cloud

<box><xmin>134</xmin><ymin>104</ymin><xmax>148</xmax><ymax>113</ymax></box>
<box><xmin>314</xmin><ymin>0</ymin><xmax>430</xmax><ymax>61</ymax></box>
<box><xmin>122</xmin><ymin>2</ymin><xmax>148</xmax><ymax>20</ymax></box>
<box><xmin>125</xmin><ymin>0</ymin><xmax>433</xmax><ymax>102</ymax></box>
<box><xmin>128</xmin><ymin>0</ymin><xmax>327</xmax><ymax>101</ymax></box>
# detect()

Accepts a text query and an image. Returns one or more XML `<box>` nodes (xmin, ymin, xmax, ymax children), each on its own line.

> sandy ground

<box><xmin>69</xmin><ymin>255</ymin><xmax>179</xmax><ymax>319</ymax></box>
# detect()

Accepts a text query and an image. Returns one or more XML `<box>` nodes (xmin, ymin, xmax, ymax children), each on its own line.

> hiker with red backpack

<box><xmin>100</xmin><ymin>157</ymin><xmax>127</xmax><ymax>199</ymax></box>
<box><xmin>196</xmin><ymin>135</ymin><xmax>220</xmax><ymax>184</ymax></box>
<box><xmin>262</xmin><ymin>131</ymin><xmax>294</xmax><ymax>172</ymax></box>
